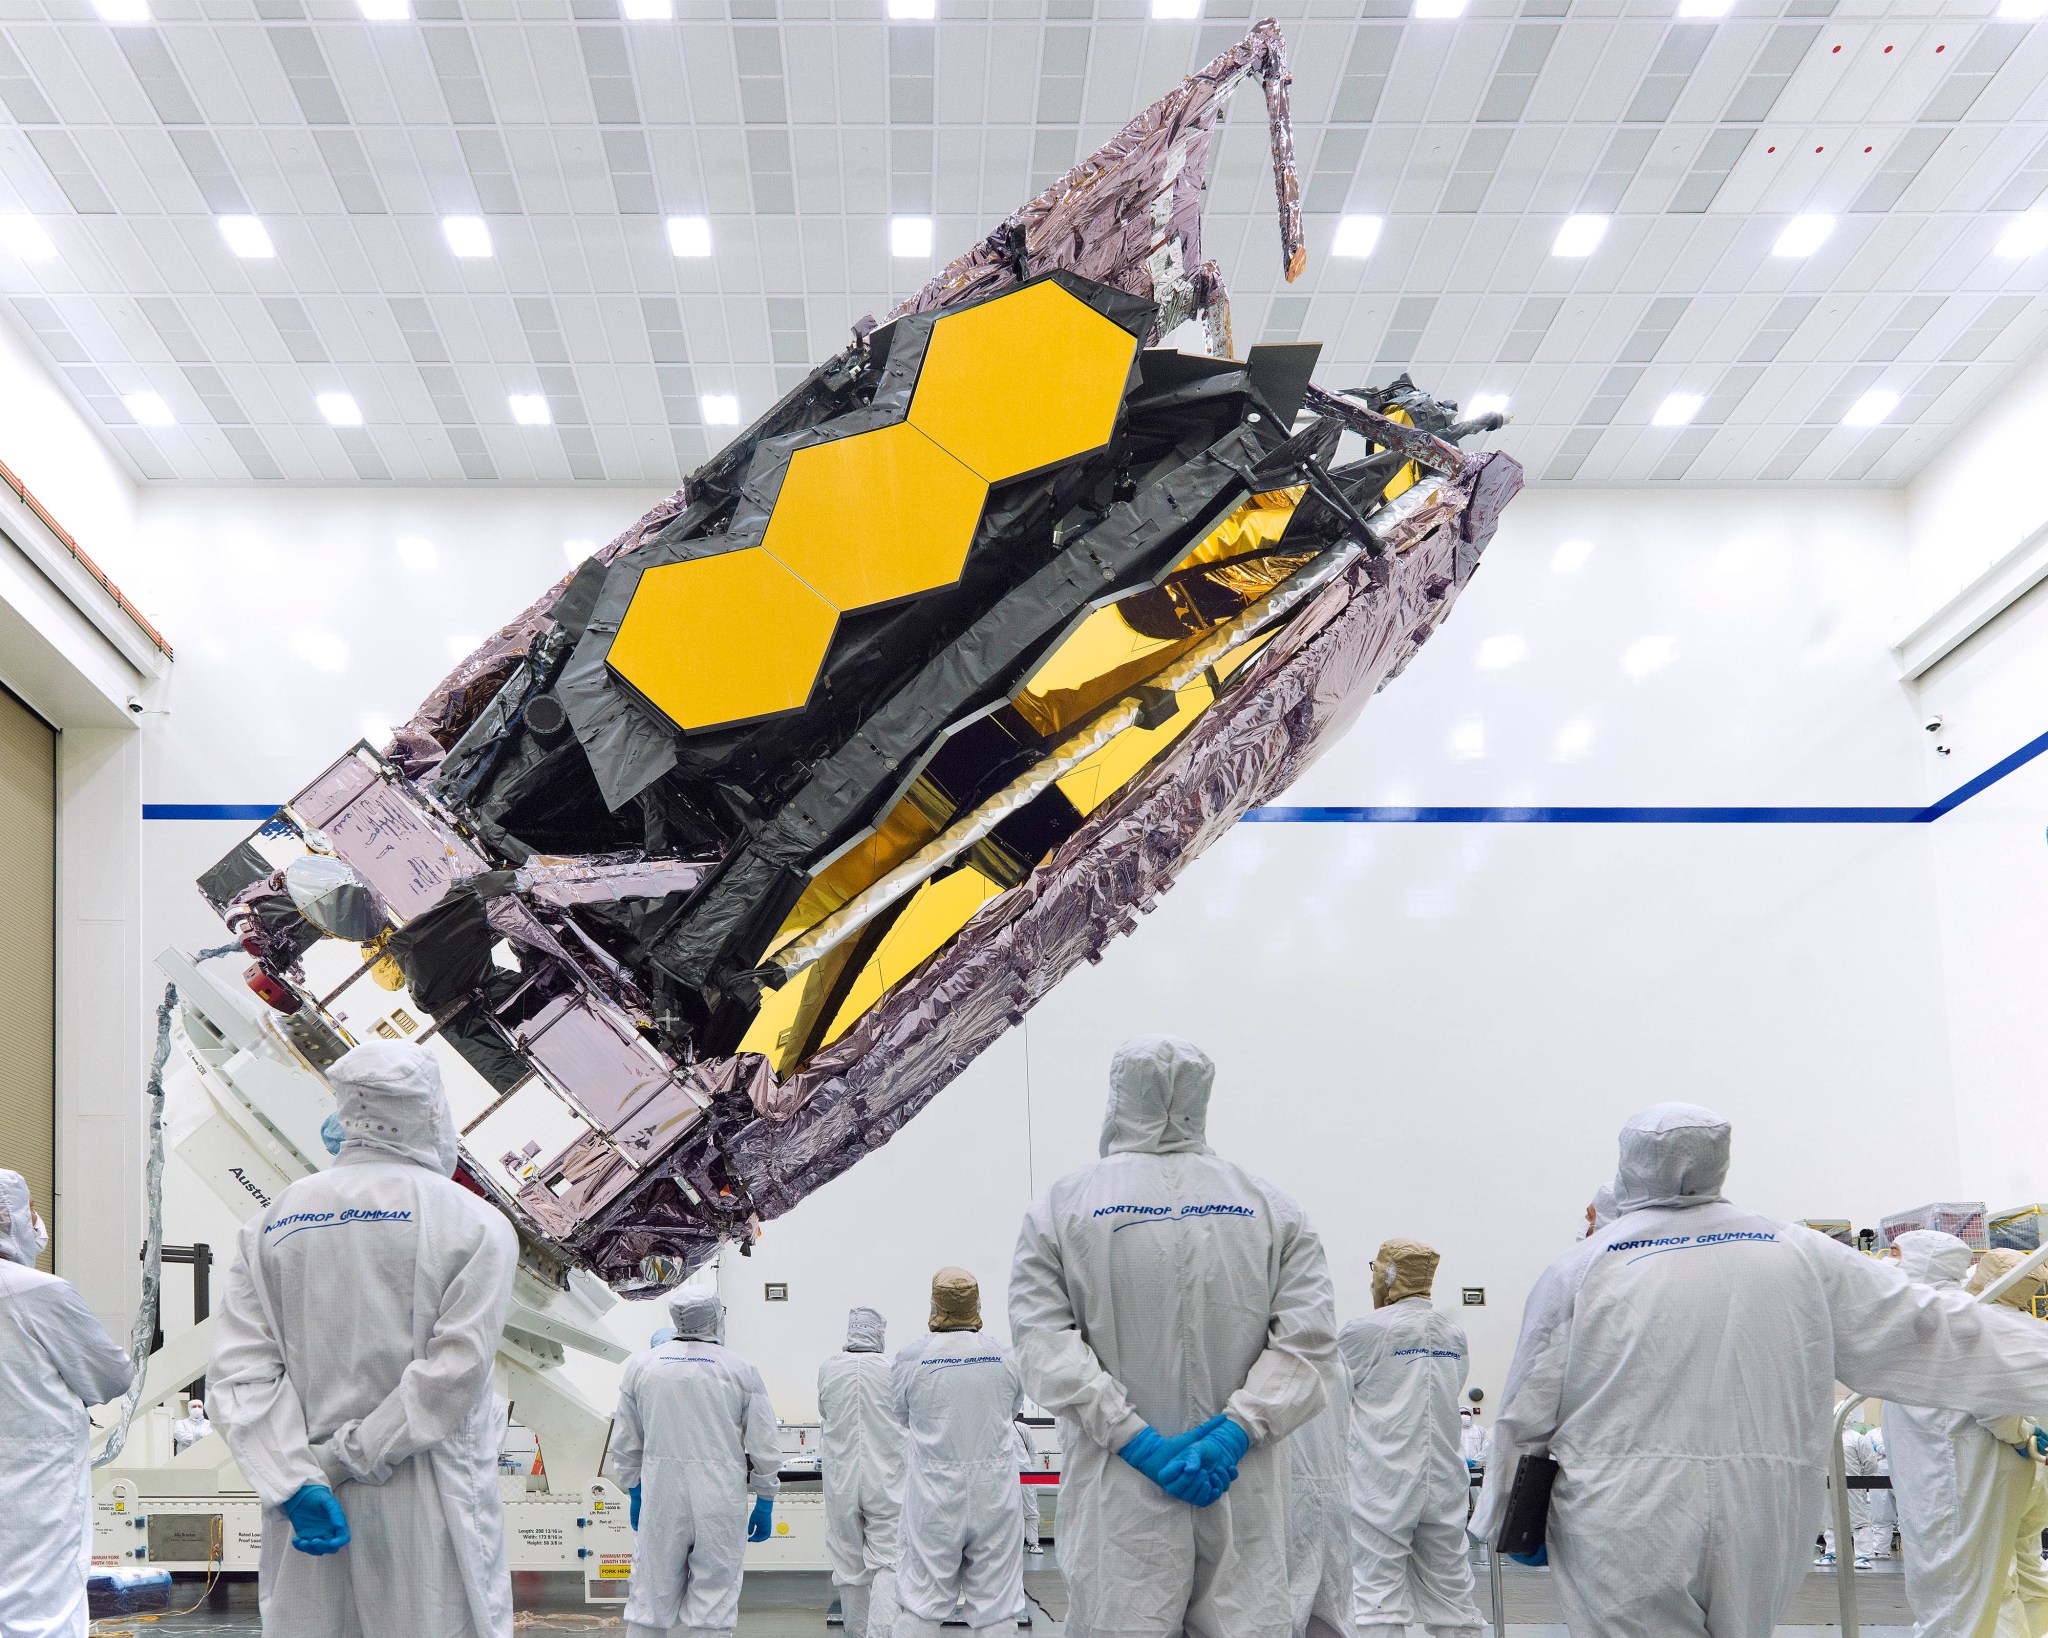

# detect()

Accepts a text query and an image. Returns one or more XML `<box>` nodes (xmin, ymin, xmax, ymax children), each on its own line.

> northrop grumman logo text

<box><xmin>1093</xmin><ymin>1203</ymin><xmax>1257</xmax><ymax>1232</ymax></box>
<box><xmin>264</xmin><ymin>1207</ymin><xmax>412</xmax><ymax>1242</ymax></box>
<box><xmin>1606</xmin><ymin>1229</ymin><xmax>1778</xmax><ymax>1263</ymax></box>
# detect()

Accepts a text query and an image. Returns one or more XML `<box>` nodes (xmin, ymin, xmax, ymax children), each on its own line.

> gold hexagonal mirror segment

<box><xmin>761</xmin><ymin>422</ymin><xmax>988</xmax><ymax>613</ymax></box>
<box><xmin>907</xmin><ymin>280</ymin><xmax>1141</xmax><ymax>483</ymax></box>
<box><xmin>608</xmin><ymin>547</ymin><xmax>840</xmax><ymax>733</ymax></box>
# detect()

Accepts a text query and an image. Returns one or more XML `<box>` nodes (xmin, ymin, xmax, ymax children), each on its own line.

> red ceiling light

<box><xmin>1831</xmin><ymin>43</ymin><xmax>1841</xmax><ymax>51</ymax></box>
<box><xmin>1815</xmin><ymin>145</ymin><xmax>1825</xmax><ymax>153</ymax></box>
<box><xmin>1883</xmin><ymin>44</ymin><xmax>1893</xmax><ymax>52</ymax></box>
<box><xmin>1767</xmin><ymin>145</ymin><xmax>1777</xmax><ymax>153</ymax></box>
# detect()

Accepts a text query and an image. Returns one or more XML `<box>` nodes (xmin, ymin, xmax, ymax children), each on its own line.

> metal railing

<box><xmin>1829</xmin><ymin>1238</ymin><xmax>2048</xmax><ymax>1638</ymax></box>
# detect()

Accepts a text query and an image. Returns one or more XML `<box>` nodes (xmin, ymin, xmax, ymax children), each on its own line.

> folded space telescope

<box><xmin>191</xmin><ymin>21</ymin><xmax>1523</xmax><ymax>1295</ymax></box>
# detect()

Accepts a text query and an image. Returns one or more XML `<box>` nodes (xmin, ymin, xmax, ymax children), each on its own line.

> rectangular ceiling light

<box><xmin>887</xmin><ymin>0</ymin><xmax>937</xmax><ymax>14</ymax></box>
<box><xmin>508</xmin><ymin>393</ymin><xmax>552</xmax><ymax>426</ymax></box>
<box><xmin>1997</xmin><ymin>211</ymin><xmax>2048</xmax><ymax>259</ymax></box>
<box><xmin>123</xmin><ymin>391</ymin><xmax>174</xmax><ymax>427</ymax></box>
<box><xmin>0</xmin><ymin>215</ymin><xmax>56</xmax><ymax>261</ymax></box>
<box><xmin>1551</xmin><ymin>215</ymin><xmax>1608</xmax><ymax>257</ymax></box>
<box><xmin>443</xmin><ymin>216</ymin><xmax>493</xmax><ymax>258</ymax></box>
<box><xmin>622</xmin><ymin>0</ymin><xmax>674</xmax><ymax>16</ymax></box>
<box><xmin>357</xmin><ymin>0</ymin><xmax>409</xmax><ymax>16</ymax></box>
<box><xmin>667</xmin><ymin>216</ymin><xmax>712</xmax><ymax>258</ymax></box>
<box><xmin>317</xmin><ymin>392</ymin><xmax>364</xmax><ymax>427</ymax></box>
<box><xmin>1676</xmin><ymin>0</ymin><xmax>1733</xmax><ymax>14</ymax></box>
<box><xmin>1467</xmin><ymin>392</ymin><xmax>1510</xmax><ymax>416</ymax></box>
<box><xmin>1652</xmin><ymin>392</ymin><xmax>1703</xmax><ymax>426</ymax></box>
<box><xmin>1332</xmin><ymin>215</ymin><xmax>1383</xmax><ymax>258</ymax></box>
<box><xmin>700</xmin><ymin>394</ymin><xmax>740</xmax><ymax>425</ymax></box>
<box><xmin>1772</xmin><ymin>214</ymin><xmax>1834</xmax><ymax>258</ymax></box>
<box><xmin>90</xmin><ymin>0</ymin><xmax>151</xmax><ymax>20</ymax></box>
<box><xmin>1842</xmin><ymin>388</ymin><xmax>1899</xmax><ymax>427</ymax></box>
<box><xmin>890</xmin><ymin>216</ymin><xmax>933</xmax><ymax>258</ymax></box>
<box><xmin>1150</xmin><ymin>0</ymin><xmax>1199</xmax><ymax>16</ymax></box>
<box><xmin>1413</xmin><ymin>0</ymin><xmax>1467</xmax><ymax>14</ymax></box>
<box><xmin>217</xmin><ymin>216</ymin><xmax>275</xmax><ymax>259</ymax></box>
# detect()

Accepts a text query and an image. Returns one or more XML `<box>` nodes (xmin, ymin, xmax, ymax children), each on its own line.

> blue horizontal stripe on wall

<box><xmin>1245</xmin><ymin>725</ymin><xmax>2048</xmax><ymax>825</ymax></box>
<box><xmin>143</xmin><ymin>803</ymin><xmax>280</xmax><ymax>821</ymax></box>
<box><xmin>140</xmin><ymin>727</ymin><xmax>2048</xmax><ymax>828</ymax></box>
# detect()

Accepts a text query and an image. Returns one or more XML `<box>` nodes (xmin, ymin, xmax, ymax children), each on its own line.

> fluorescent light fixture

<box><xmin>1652</xmin><ymin>392</ymin><xmax>1703</xmax><ymax>427</ymax></box>
<box><xmin>508</xmin><ymin>393</ymin><xmax>552</xmax><ymax>426</ymax></box>
<box><xmin>890</xmin><ymin>216</ymin><xmax>933</xmax><ymax>258</ymax></box>
<box><xmin>1475</xmin><ymin>634</ymin><xmax>1526</xmax><ymax>670</ymax></box>
<box><xmin>1677</xmin><ymin>0</ymin><xmax>1732</xmax><ymax>14</ymax></box>
<box><xmin>667</xmin><ymin>216</ymin><xmax>712</xmax><ymax>258</ymax></box>
<box><xmin>1621</xmin><ymin>635</ymin><xmax>1676</xmax><ymax>679</ymax></box>
<box><xmin>1449</xmin><ymin>719</ymin><xmax>1486</xmax><ymax>759</ymax></box>
<box><xmin>446</xmin><ymin>634</ymin><xmax>481</xmax><ymax>660</ymax></box>
<box><xmin>622</xmin><ymin>0</ymin><xmax>672</xmax><ymax>14</ymax></box>
<box><xmin>1467</xmin><ymin>392</ymin><xmax>1510</xmax><ymax>417</ymax></box>
<box><xmin>1150</xmin><ymin>0</ymin><xmax>1199</xmax><ymax>16</ymax></box>
<box><xmin>217</xmin><ymin>216</ymin><xmax>275</xmax><ymax>259</ymax></box>
<box><xmin>90</xmin><ymin>0</ymin><xmax>150</xmax><ymax>20</ymax></box>
<box><xmin>888</xmin><ymin>0</ymin><xmax>936</xmax><ymax>13</ymax></box>
<box><xmin>357</xmin><ymin>0</ymin><xmax>408</xmax><ymax>16</ymax></box>
<box><xmin>1413</xmin><ymin>0</ymin><xmax>1466</xmax><ymax>15</ymax></box>
<box><xmin>0</xmin><ymin>216</ymin><xmax>56</xmax><ymax>261</ymax></box>
<box><xmin>442</xmin><ymin>216</ymin><xmax>492</xmax><ymax>258</ymax></box>
<box><xmin>293</xmin><ymin>631</ymin><xmax>349</xmax><ymax>672</ymax></box>
<box><xmin>1550</xmin><ymin>538</ymin><xmax>1594</xmax><ymax>574</ymax></box>
<box><xmin>317</xmin><ymin>392</ymin><xmax>363</xmax><ymax>427</ymax></box>
<box><xmin>1998</xmin><ymin>0</ymin><xmax>2047</xmax><ymax>16</ymax></box>
<box><xmin>1332</xmin><ymin>215</ymin><xmax>1383</xmax><ymax>259</ymax></box>
<box><xmin>1843</xmin><ymin>388</ymin><xmax>1899</xmax><ymax>428</ymax></box>
<box><xmin>124</xmin><ymin>391</ymin><xmax>174</xmax><ymax>427</ymax></box>
<box><xmin>1551</xmin><ymin>215</ymin><xmax>1607</xmax><ymax>258</ymax></box>
<box><xmin>1996</xmin><ymin>211</ymin><xmax>2048</xmax><ymax>260</ymax></box>
<box><xmin>1553</xmin><ymin>718</ymin><xmax>1595</xmax><ymax>761</ymax></box>
<box><xmin>564</xmin><ymin>538</ymin><xmax>598</xmax><ymax>566</ymax></box>
<box><xmin>700</xmin><ymin>394</ymin><xmax>740</xmax><ymax>425</ymax></box>
<box><xmin>1772</xmin><ymin>214</ymin><xmax>1834</xmax><ymax>258</ymax></box>
<box><xmin>396</xmin><ymin>535</ymin><xmax>437</xmax><ymax>573</ymax></box>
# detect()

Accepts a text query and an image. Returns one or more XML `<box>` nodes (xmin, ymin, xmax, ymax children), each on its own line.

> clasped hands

<box><xmin>1117</xmin><ymin>1415</ymin><xmax>1251</xmax><ymax>1507</ymax></box>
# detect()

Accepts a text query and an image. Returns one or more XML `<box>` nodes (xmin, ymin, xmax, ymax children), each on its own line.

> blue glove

<box><xmin>320</xmin><ymin>1113</ymin><xmax>345</xmax><ymax>1156</ymax></box>
<box><xmin>1118</xmin><ymin>1416</ymin><xmax>1229</xmax><ymax>1490</ymax></box>
<box><xmin>747</xmin><ymin>1496</ymin><xmax>774</xmax><ymax>1543</ymax></box>
<box><xmin>629</xmin><ymin>1485</ymin><xmax>642</xmax><ymax>1531</ymax></box>
<box><xmin>2034</xmin><ymin>1426</ymin><xmax>2048</xmax><ymax>1458</ymax></box>
<box><xmin>281</xmin><ymin>1484</ymin><xmax>349</xmax><ymax>1555</ymax></box>
<box><xmin>1508</xmin><ymin>1545</ymin><xmax>1548</xmax><ymax>1567</ymax></box>
<box><xmin>1158</xmin><ymin>1417</ymin><xmax>1251</xmax><ymax>1507</ymax></box>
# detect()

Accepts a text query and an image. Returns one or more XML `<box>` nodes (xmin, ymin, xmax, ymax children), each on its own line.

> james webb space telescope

<box><xmin>171</xmin><ymin>20</ymin><xmax>1522</xmax><ymax>1307</ymax></box>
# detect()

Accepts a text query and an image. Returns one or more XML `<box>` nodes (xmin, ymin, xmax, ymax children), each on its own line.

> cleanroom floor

<box><xmin>101</xmin><ymin>1560</ymin><xmax>1914</xmax><ymax>1633</ymax></box>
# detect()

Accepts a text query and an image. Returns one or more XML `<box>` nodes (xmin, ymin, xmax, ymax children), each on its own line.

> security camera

<box><xmin>1923</xmin><ymin>714</ymin><xmax>1943</xmax><ymax>734</ymax></box>
<box><xmin>125</xmin><ymin>695</ymin><xmax>145</xmax><ymax>715</ymax></box>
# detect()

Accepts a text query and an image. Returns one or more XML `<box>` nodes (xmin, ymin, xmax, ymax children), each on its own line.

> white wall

<box><xmin>123</xmin><ymin>474</ymin><xmax>1996</xmax><ymax>1418</ymax></box>
<box><xmin>1906</xmin><ymin>344</ymin><xmax>2048</xmax><ymax>1213</ymax></box>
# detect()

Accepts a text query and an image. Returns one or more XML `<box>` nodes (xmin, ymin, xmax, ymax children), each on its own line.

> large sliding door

<box><xmin>0</xmin><ymin>685</ymin><xmax>55</xmax><ymax>1269</ymax></box>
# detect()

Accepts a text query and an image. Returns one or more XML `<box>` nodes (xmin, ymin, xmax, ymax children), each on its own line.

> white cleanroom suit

<box><xmin>1819</xmin><ymin>1424</ymin><xmax>1886</xmax><ymax>1564</ymax></box>
<box><xmin>1285</xmin><ymin>1353</ymin><xmax>1353</xmax><ymax>1638</ymax></box>
<box><xmin>210</xmin><ymin>1041</ymin><xmax>517</xmax><ymax>1638</ymax></box>
<box><xmin>611</xmin><ymin>1289</ymin><xmax>782</xmax><ymax>1638</ymax></box>
<box><xmin>1342</xmin><ymin>1240</ymin><xmax>1483</xmax><ymax>1638</ymax></box>
<box><xmin>891</xmin><ymin>1269</ymin><xmax>1025</xmax><ymax>1635</ymax></box>
<box><xmin>819</xmin><ymin>1306</ymin><xmax>904</xmax><ymax>1638</ymax></box>
<box><xmin>1885</xmin><ymin>1232</ymin><xmax>2041</xmax><ymax>1638</ymax></box>
<box><xmin>0</xmin><ymin>1168</ymin><xmax>133</xmax><ymax>1638</ymax></box>
<box><xmin>1008</xmin><ymin>1035</ymin><xmax>1337</xmax><ymax>1638</ymax></box>
<box><xmin>1473</xmin><ymin>1104</ymin><xmax>2048</xmax><ymax>1638</ymax></box>
<box><xmin>173</xmin><ymin>1396</ymin><xmax>214</xmax><ymax>1454</ymax></box>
